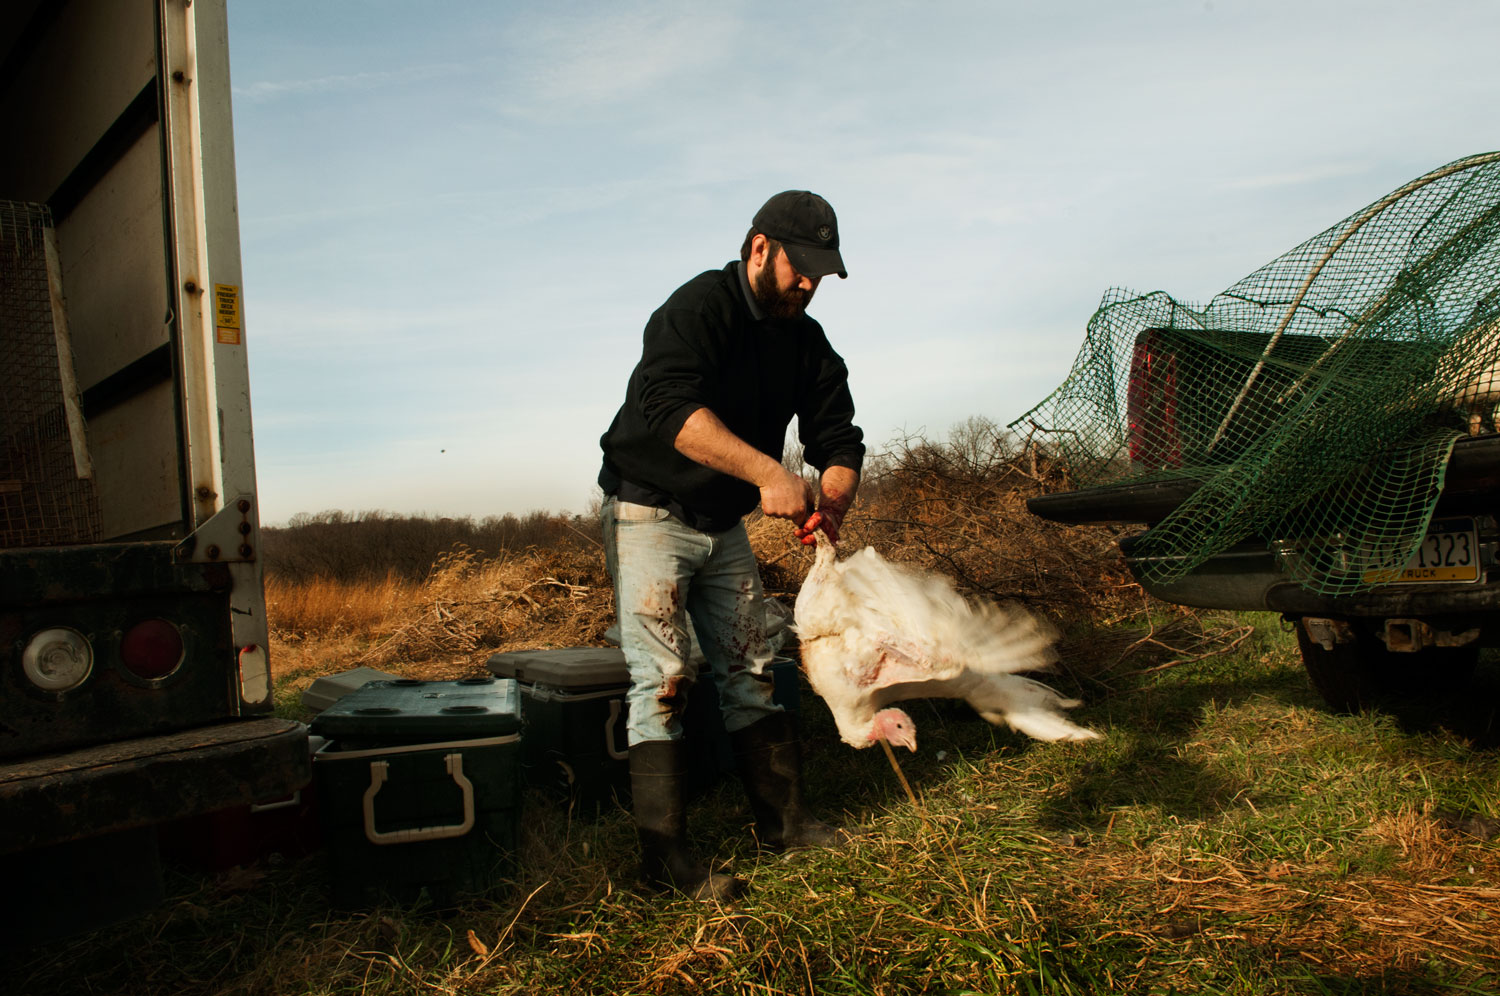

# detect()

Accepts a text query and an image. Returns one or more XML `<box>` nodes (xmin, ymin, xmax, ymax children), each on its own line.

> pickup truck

<box><xmin>1021</xmin><ymin>153</ymin><xmax>1500</xmax><ymax>716</ymax></box>
<box><xmin>1</xmin><ymin>0</ymin><xmax>308</xmax><ymax>943</ymax></box>
<box><xmin>1027</xmin><ymin>325</ymin><xmax>1500</xmax><ymax>711</ymax></box>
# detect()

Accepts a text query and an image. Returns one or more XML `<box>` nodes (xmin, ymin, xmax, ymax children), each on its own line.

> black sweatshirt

<box><xmin>598</xmin><ymin>261</ymin><xmax>865</xmax><ymax>533</ymax></box>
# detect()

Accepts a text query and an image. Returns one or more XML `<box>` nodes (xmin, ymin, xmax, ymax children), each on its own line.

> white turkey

<box><xmin>1435</xmin><ymin>315</ymin><xmax>1500</xmax><ymax>435</ymax></box>
<box><xmin>793</xmin><ymin>536</ymin><xmax>1101</xmax><ymax>751</ymax></box>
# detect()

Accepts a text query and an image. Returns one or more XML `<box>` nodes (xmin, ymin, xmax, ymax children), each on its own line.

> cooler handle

<box><xmin>249</xmin><ymin>789</ymin><xmax>302</xmax><ymax>814</ymax></box>
<box><xmin>362</xmin><ymin>754</ymin><xmax>475</xmax><ymax>845</ymax></box>
<box><xmin>605</xmin><ymin>700</ymin><xmax>629</xmax><ymax>760</ymax></box>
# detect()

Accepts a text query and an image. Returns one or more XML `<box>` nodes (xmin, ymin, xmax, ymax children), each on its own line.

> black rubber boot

<box><xmin>629</xmin><ymin>740</ymin><xmax>744</xmax><ymax>901</ymax></box>
<box><xmin>731</xmin><ymin>712</ymin><xmax>851</xmax><ymax>851</ymax></box>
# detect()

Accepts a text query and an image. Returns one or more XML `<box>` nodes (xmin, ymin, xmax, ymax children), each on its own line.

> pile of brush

<box><xmin>266</xmin><ymin>418</ymin><xmax>1139</xmax><ymax>685</ymax></box>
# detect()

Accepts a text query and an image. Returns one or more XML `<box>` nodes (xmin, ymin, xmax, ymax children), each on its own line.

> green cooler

<box><xmin>486</xmin><ymin>647</ymin><xmax>631</xmax><ymax>811</ymax></box>
<box><xmin>487</xmin><ymin>647</ymin><xmax>801</xmax><ymax>811</ymax></box>
<box><xmin>310</xmin><ymin>677</ymin><xmax>522</xmax><ymax>907</ymax></box>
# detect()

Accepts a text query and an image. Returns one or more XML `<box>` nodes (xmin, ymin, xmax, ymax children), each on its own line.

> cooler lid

<box><xmin>309</xmin><ymin>677</ymin><xmax>522</xmax><ymax>740</ymax></box>
<box><xmin>300</xmin><ymin>666</ymin><xmax>404</xmax><ymax>714</ymax></box>
<box><xmin>486</xmin><ymin>646</ymin><xmax>628</xmax><ymax>690</ymax></box>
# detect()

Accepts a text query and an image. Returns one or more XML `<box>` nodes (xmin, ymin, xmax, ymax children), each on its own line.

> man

<box><xmin>598</xmin><ymin>190</ymin><xmax>865</xmax><ymax>900</ymax></box>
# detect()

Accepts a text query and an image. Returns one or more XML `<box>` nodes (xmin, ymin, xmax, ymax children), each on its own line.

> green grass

<box><xmin>11</xmin><ymin>612</ymin><xmax>1500</xmax><ymax>995</ymax></box>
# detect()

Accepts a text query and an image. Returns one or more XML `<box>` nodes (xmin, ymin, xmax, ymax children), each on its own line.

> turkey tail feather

<box><xmin>968</xmin><ymin>674</ymin><xmax>1101</xmax><ymax>742</ymax></box>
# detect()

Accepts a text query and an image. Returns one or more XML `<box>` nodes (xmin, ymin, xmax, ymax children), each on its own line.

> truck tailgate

<box><xmin>0</xmin><ymin>717</ymin><xmax>308</xmax><ymax>854</ymax></box>
<box><xmin>1029</xmin><ymin>434</ymin><xmax>1500</xmax><ymax>526</ymax></box>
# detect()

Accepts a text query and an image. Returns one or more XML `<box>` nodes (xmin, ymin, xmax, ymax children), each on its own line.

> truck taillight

<box><xmin>22</xmin><ymin>628</ymin><xmax>94</xmax><ymax>692</ymax></box>
<box><xmin>1128</xmin><ymin>330</ymin><xmax>1183</xmax><ymax>471</ymax></box>
<box><xmin>120</xmin><ymin>619</ymin><xmax>184</xmax><ymax>680</ymax></box>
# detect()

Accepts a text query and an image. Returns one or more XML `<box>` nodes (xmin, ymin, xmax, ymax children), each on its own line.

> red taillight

<box><xmin>1128</xmin><ymin>329</ymin><xmax>1182</xmax><ymax>471</ymax></box>
<box><xmin>120</xmin><ymin>619</ymin><xmax>184</xmax><ymax>680</ymax></box>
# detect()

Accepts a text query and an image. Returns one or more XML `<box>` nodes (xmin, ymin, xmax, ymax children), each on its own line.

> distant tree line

<box><xmin>261</xmin><ymin>417</ymin><xmax>1119</xmax><ymax>615</ymax></box>
<box><xmin>261</xmin><ymin>509</ymin><xmax>598</xmax><ymax>582</ymax></box>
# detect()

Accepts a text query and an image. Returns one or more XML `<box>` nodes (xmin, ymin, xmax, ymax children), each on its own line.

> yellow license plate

<box><xmin>1364</xmin><ymin>517</ymin><xmax>1481</xmax><ymax>584</ymax></box>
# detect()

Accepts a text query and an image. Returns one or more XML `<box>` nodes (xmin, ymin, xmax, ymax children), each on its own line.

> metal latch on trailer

<box><xmin>173</xmin><ymin>495</ymin><xmax>257</xmax><ymax>563</ymax></box>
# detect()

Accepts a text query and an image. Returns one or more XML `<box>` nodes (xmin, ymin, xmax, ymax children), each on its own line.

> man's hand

<box><xmin>794</xmin><ymin>506</ymin><xmax>843</xmax><ymax>545</ymax></box>
<box><xmin>676</xmin><ymin>409</ymin><xmax>812</xmax><ymax>521</ymax></box>
<box><xmin>759</xmin><ymin>466</ymin><xmax>812</xmax><ymax>521</ymax></box>
<box><xmin>794</xmin><ymin>466</ymin><xmax>859</xmax><ymax>546</ymax></box>
<box><xmin>671</xmin><ymin>409</ymin><xmax>856</xmax><ymax>537</ymax></box>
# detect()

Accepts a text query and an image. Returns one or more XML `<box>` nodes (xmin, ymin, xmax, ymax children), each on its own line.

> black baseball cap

<box><xmin>752</xmin><ymin>190</ymin><xmax>847</xmax><ymax>279</ymax></box>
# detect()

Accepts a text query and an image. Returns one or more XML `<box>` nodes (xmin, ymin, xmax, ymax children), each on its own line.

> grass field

<box><xmin>11</xmin><ymin>607</ymin><xmax>1500</xmax><ymax>995</ymax></box>
<box><xmin>10</xmin><ymin>428</ymin><xmax>1500</xmax><ymax>994</ymax></box>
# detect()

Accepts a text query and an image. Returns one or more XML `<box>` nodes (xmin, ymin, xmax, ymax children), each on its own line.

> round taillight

<box><xmin>120</xmin><ymin>619</ymin><xmax>184</xmax><ymax>680</ymax></box>
<box><xmin>22</xmin><ymin>627</ymin><xmax>94</xmax><ymax>692</ymax></box>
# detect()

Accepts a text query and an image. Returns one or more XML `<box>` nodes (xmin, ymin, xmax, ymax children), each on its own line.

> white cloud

<box><xmin>233</xmin><ymin>63</ymin><xmax>455</xmax><ymax>102</ymax></box>
<box><xmin>1219</xmin><ymin>162</ymin><xmax>1371</xmax><ymax>191</ymax></box>
<box><xmin>492</xmin><ymin>4</ymin><xmax>740</xmax><ymax>116</ymax></box>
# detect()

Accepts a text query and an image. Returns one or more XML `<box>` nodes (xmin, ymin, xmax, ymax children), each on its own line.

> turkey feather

<box><xmin>795</xmin><ymin>537</ymin><xmax>1100</xmax><ymax>750</ymax></box>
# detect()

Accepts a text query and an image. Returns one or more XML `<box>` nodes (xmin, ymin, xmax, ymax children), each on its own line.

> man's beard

<box><xmin>752</xmin><ymin>262</ymin><xmax>813</xmax><ymax>320</ymax></box>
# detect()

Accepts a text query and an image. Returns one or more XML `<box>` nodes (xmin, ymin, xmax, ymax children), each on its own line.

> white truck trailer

<box><xmin>0</xmin><ymin>0</ymin><xmax>308</xmax><ymax>941</ymax></box>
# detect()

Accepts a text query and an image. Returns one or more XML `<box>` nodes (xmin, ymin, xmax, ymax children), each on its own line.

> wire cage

<box><xmin>1013</xmin><ymin>152</ymin><xmax>1500</xmax><ymax>596</ymax></box>
<box><xmin>0</xmin><ymin>200</ymin><xmax>100</xmax><ymax>549</ymax></box>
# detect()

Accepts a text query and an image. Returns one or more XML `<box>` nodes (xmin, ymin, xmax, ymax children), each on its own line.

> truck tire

<box><xmin>1295</xmin><ymin>622</ymin><xmax>1478</xmax><ymax>713</ymax></box>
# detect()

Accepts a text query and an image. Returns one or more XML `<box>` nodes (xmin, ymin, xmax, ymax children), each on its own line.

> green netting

<box><xmin>1012</xmin><ymin>151</ymin><xmax>1500</xmax><ymax>597</ymax></box>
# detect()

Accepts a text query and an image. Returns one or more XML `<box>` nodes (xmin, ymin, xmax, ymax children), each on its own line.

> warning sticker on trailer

<box><xmin>215</xmin><ymin>283</ymin><xmax>242</xmax><ymax>345</ymax></box>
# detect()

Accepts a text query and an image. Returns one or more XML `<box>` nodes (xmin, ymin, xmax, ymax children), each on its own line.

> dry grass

<box><xmin>269</xmin><ymin>543</ymin><xmax>616</xmax><ymax>695</ymax></box>
<box><xmin>267</xmin><ymin>419</ymin><xmax>1144</xmax><ymax>701</ymax></box>
<box><xmin>17</xmin><ymin>603</ymin><xmax>1500</xmax><ymax>994</ymax></box>
<box><xmin>265</xmin><ymin>570</ymin><xmax>419</xmax><ymax>637</ymax></box>
<box><xmin>27</xmin><ymin>422</ymin><xmax>1483</xmax><ymax>994</ymax></box>
<box><xmin>1051</xmin><ymin>804</ymin><xmax>1500</xmax><ymax>981</ymax></box>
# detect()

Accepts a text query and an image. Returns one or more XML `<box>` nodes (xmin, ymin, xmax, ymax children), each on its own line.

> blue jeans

<box><xmin>601</xmin><ymin>497</ymin><xmax>782</xmax><ymax>746</ymax></box>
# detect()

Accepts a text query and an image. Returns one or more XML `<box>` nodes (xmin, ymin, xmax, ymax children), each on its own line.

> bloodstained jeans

<box><xmin>601</xmin><ymin>497</ymin><xmax>782</xmax><ymax>746</ymax></box>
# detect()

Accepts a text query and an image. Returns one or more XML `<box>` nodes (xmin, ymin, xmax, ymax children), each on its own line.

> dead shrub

<box><xmin>804</xmin><ymin>416</ymin><xmax>1137</xmax><ymax>620</ymax></box>
<box><xmin>266</xmin><ymin>418</ymin><xmax>1137</xmax><ymax>680</ymax></box>
<box><xmin>349</xmin><ymin>545</ymin><xmax>615</xmax><ymax>678</ymax></box>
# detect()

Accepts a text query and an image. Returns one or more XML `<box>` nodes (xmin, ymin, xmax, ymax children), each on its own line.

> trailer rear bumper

<box><xmin>0</xmin><ymin>717</ymin><xmax>309</xmax><ymax>854</ymax></box>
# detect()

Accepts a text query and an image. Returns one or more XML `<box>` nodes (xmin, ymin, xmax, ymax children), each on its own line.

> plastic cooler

<box><xmin>300</xmin><ymin>666</ymin><xmax>403</xmax><ymax>713</ymax></box>
<box><xmin>484</xmin><ymin>647</ymin><xmax>631</xmax><ymax>810</ymax></box>
<box><xmin>309</xmin><ymin>677</ymin><xmax>522</xmax><ymax>907</ymax></box>
<box><xmin>486</xmin><ymin>646</ymin><xmax>800</xmax><ymax>810</ymax></box>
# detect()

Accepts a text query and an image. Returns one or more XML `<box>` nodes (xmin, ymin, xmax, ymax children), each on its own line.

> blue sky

<box><xmin>225</xmin><ymin>0</ymin><xmax>1499</xmax><ymax>524</ymax></box>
